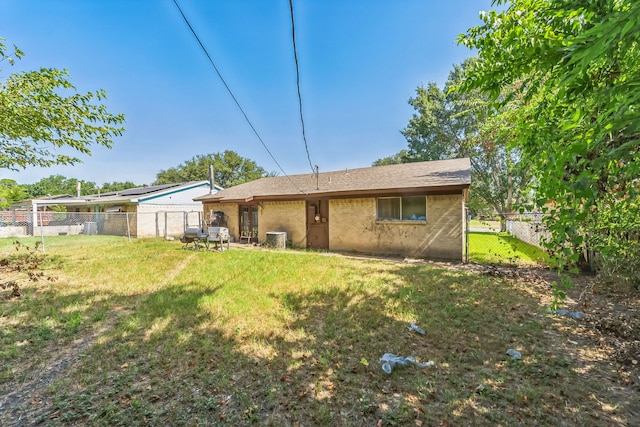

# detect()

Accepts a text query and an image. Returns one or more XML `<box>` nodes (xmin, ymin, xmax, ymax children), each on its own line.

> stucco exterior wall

<box><xmin>137</xmin><ymin>204</ymin><xmax>202</xmax><ymax>213</ymax></box>
<box><xmin>140</xmin><ymin>186</ymin><xmax>209</xmax><ymax>205</ymax></box>
<box><xmin>259</xmin><ymin>201</ymin><xmax>306</xmax><ymax>246</ymax></box>
<box><xmin>135</xmin><ymin>205</ymin><xmax>203</xmax><ymax>238</ymax></box>
<box><xmin>329</xmin><ymin>194</ymin><xmax>464</xmax><ymax>260</ymax></box>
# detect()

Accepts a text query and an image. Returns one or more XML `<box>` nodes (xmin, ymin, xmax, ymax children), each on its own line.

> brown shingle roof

<box><xmin>196</xmin><ymin>158</ymin><xmax>470</xmax><ymax>202</ymax></box>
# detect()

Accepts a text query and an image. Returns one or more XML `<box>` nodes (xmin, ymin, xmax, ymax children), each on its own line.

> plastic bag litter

<box><xmin>379</xmin><ymin>353</ymin><xmax>434</xmax><ymax>374</ymax></box>
<box><xmin>408</xmin><ymin>322</ymin><xmax>425</xmax><ymax>335</ymax></box>
<box><xmin>548</xmin><ymin>309</ymin><xmax>583</xmax><ymax>319</ymax></box>
<box><xmin>506</xmin><ymin>348</ymin><xmax>522</xmax><ymax>359</ymax></box>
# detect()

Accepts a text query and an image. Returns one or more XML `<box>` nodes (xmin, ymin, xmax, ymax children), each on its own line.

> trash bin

<box><xmin>266</xmin><ymin>231</ymin><xmax>287</xmax><ymax>248</ymax></box>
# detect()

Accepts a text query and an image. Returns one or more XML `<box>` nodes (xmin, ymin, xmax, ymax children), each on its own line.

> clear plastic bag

<box><xmin>379</xmin><ymin>353</ymin><xmax>434</xmax><ymax>374</ymax></box>
<box><xmin>408</xmin><ymin>322</ymin><xmax>425</xmax><ymax>335</ymax></box>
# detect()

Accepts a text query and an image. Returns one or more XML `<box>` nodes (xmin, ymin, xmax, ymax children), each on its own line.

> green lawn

<box><xmin>469</xmin><ymin>231</ymin><xmax>550</xmax><ymax>266</ymax></box>
<box><xmin>0</xmin><ymin>236</ymin><xmax>626</xmax><ymax>425</ymax></box>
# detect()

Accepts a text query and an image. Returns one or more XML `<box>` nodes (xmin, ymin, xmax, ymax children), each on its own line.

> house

<box><xmin>1</xmin><ymin>195</ymin><xmax>74</xmax><ymax>238</ymax></box>
<box><xmin>28</xmin><ymin>181</ymin><xmax>220</xmax><ymax>238</ymax></box>
<box><xmin>195</xmin><ymin>158</ymin><xmax>471</xmax><ymax>261</ymax></box>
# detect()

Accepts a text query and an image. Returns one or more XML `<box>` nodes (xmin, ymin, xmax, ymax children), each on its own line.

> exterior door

<box><xmin>306</xmin><ymin>199</ymin><xmax>329</xmax><ymax>249</ymax></box>
<box><xmin>239</xmin><ymin>205</ymin><xmax>258</xmax><ymax>243</ymax></box>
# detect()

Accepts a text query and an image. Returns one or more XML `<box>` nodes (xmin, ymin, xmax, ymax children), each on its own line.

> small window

<box><xmin>377</xmin><ymin>196</ymin><xmax>426</xmax><ymax>221</ymax></box>
<box><xmin>377</xmin><ymin>197</ymin><xmax>401</xmax><ymax>221</ymax></box>
<box><xmin>402</xmin><ymin>196</ymin><xmax>426</xmax><ymax>220</ymax></box>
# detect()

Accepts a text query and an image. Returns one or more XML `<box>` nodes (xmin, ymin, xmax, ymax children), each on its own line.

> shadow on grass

<box><xmin>0</xmin><ymin>248</ymin><xmax>634</xmax><ymax>426</ymax></box>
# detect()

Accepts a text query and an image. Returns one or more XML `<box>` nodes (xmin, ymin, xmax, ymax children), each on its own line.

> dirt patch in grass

<box><xmin>458</xmin><ymin>262</ymin><xmax>640</xmax><ymax>423</ymax></box>
<box><xmin>463</xmin><ymin>262</ymin><xmax>640</xmax><ymax>384</ymax></box>
<box><xmin>0</xmin><ymin>249</ymin><xmax>196</xmax><ymax>426</ymax></box>
<box><xmin>0</xmin><ymin>306</ymin><xmax>131</xmax><ymax>426</ymax></box>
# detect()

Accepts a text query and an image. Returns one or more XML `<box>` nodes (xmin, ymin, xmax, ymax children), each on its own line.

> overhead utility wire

<box><xmin>288</xmin><ymin>0</ymin><xmax>315</xmax><ymax>174</ymax></box>
<box><xmin>172</xmin><ymin>0</ymin><xmax>304</xmax><ymax>192</ymax></box>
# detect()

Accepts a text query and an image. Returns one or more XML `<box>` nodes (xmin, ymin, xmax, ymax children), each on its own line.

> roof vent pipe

<box><xmin>209</xmin><ymin>164</ymin><xmax>215</xmax><ymax>194</ymax></box>
<box><xmin>76</xmin><ymin>181</ymin><xmax>81</xmax><ymax>198</ymax></box>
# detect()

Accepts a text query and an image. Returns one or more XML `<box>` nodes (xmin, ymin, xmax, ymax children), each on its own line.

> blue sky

<box><xmin>1</xmin><ymin>0</ymin><xmax>495</xmax><ymax>186</ymax></box>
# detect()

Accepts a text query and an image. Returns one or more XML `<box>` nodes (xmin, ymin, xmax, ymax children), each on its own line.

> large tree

<box><xmin>0</xmin><ymin>38</ymin><xmax>125</xmax><ymax>170</ymax></box>
<box><xmin>372</xmin><ymin>150</ymin><xmax>409</xmax><ymax>167</ymax></box>
<box><xmin>459</xmin><ymin>0</ymin><xmax>640</xmax><ymax>292</ymax></box>
<box><xmin>377</xmin><ymin>62</ymin><xmax>533</xmax><ymax>220</ymax></box>
<box><xmin>25</xmin><ymin>175</ymin><xmax>96</xmax><ymax>198</ymax></box>
<box><xmin>99</xmin><ymin>181</ymin><xmax>139</xmax><ymax>193</ymax></box>
<box><xmin>23</xmin><ymin>175</ymin><xmax>138</xmax><ymax>198</ymax></box>
<box><xmin>155</xmin><ymin>150</ymin><xmax>275</xmax><ymax>188</ymax></box>
<box><xmin>0</xmin><ymin>179</ymin><xmax>26</xmax><ymax>208</ymax></box>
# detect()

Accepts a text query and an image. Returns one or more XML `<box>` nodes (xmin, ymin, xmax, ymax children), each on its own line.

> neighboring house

<box><xmin>29</xmin><ymin>181</ymin><xmax>220</xmax><ymax>238</ymax></box>
<box><xmin>6</xmin><ymin>194</ymin><xmax>74</xmax><ymax>221</ymax></box>
<box><xmin>195</xmin><ymin>158</ymin><xmax>471</xmax><ymax>261</ymax></box>
<box><xmin>0</xmin><ymin>195</ymin><xmax>74</xmax><ymax>238</ymax></box>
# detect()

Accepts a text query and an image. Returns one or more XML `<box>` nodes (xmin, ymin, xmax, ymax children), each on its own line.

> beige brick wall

<box><xmin>205</xmin><ymin>194</ymin><xmax>464</xmax><ymax>260</ymax></box>
<box><xmin>204</xmin><ymin>201</ymin><xmax>306</xmax><ymax>245</ymax></box>
<box><xmin>424</xmin><ymin>194</ymin><xmax>465</xmax><ymax>260</ymax></box>
<box><xmin>103</xmin><ymin>214</ymin><xmax>132</xmax><ymax>236</ymax></box>
<box><xmin>329</xmin><ymin>194</ymin><xmax>463</xmax><ymax>260</ymax></box>
<box><xmin>204</xmin><ymin>202</ymin><xmax>240</xmax><ymax>240</ymax></box>
<box><xmin>259</xmin><ymin>201</ymin><xmax>306</xmax><ymax>247</ymax></box>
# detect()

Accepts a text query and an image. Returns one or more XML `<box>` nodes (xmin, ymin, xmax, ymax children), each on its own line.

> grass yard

<box><xmin>1</xmin><ymin>236</ymin><xmax>638</xmax><ymax>426</ymax></box>
<box><xmin>468</xmin><ymin>231</ymin><xmax>551</xmax><ymax>266</ymax></box>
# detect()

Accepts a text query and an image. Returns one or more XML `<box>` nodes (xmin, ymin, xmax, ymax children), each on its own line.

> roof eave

<box><xmin>203</xmin><ymin>184</ymin><xmax>469</xmax><ymax>204</ymax></box>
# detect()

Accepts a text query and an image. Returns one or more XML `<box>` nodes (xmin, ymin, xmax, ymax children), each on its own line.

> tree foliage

<box><xmin>24</xmin><ymin>175</ymin><xmax>94</xmax><ymax>198</ymax></box>
<box><xmin>0</xmin><ymin>38</ymin><xmax>125</xmax><ymax>170</ymax></box>
<box><xmin>154</xmin><ymin>150</ymin><xmax>275</xmax><ymax>188</ymax></box>
<box><xmin>377</xmin><ymin>62</ymin><xmax>534</xmax><ymax>218</ymax></box>
<box><xmin>22</xmin><ymin>175</ymin><xmax>138</xmax><ymax>199</ymax></box>
<box><xmin>99</xmin><ymin>181</ymin><xmax>139</xmax><ymax>193</ymax></box>
<box><xmin>372</xmin><ymin>150</ymin><xmax>409</xmax><ymax>166</ymax></box>
<box><xmin>0</xmin><ymin>179</ymin><xmax>26</xmax><ymax>208</ymax></box>
<box><xmin>458</xmin><ymin>0</ymin><xmax>640</xmax><ymax>294</ymax></box>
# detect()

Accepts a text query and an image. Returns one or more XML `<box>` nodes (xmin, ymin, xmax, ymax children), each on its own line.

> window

<box><xmin>377</xmin><ymin>196</ymin><xmax>426</xmax><ymax>221</ymax></box>
<box><xmin>402</xmin><ymin>196</ymin><xmax>426</xmax><ymax>220</ymax></box>
<box><xmin>377</xmin><ymin>198</ymin><xmax>400</xmax><ymax>221</ymax></box>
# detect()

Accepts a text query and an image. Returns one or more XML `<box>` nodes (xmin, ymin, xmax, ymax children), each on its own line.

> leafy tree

<box><xmin>458</xmin><ymin>0</ymin><xmax>640</xmax><ymax>295</ymax></box>
<box><xmin>99</xmin><ymin>181</ymin><xmax>138</xmax><ymax>193</ymax></box>
<box><xmin>0</xmin><ymin>179</ymin><xmax>26</xmax><ymax>208</ymax></box>
<box><xmin>25</xmin><ymin>175</ymin><xmax>97</xmax><ymax>198</ymax></box>
<box><xmin>377</xmin><ymin>62</ymin><xmax>534</xmax><ymax>223</ymax></box>
<box><xmin>155</xmin><ymin>150</ymin><xmax>275</xmax><ymax>188</ymax></box>
<box><xmin>372</xmin><ymin>150</ymin><xmax>409</xmax><ymax>166</ymax></box>
<box><xmin>401</xmin><ymin>69</ymin><xmax>474</xmax><ymax>162</ymax></box>
<box><xmin>0</xmin><ymin>38</ymin><xmax>125</xmax><ymax>170</ymax></box>
<box><xmin>21</xmin><ymin>176</ymin><xmax>138</xmax><ymax>199</ymax></box>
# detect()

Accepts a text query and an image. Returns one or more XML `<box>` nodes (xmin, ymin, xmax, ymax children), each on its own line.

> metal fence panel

<box><xmin>0</xmin><ymin>209</ymin><xmax>205</xmax><ymax>240</ymax></box>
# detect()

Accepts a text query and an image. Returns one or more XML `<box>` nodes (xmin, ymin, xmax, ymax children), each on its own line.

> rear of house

<box><xmin>195</xmin><ymin>158</ymin><xmax>470</xmax><ymax>261</ymax></box>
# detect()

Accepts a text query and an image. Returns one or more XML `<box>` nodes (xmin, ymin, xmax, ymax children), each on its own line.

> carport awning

<box><xmin>106</xmin><ymin>206</ymin><xmax>123</xmax><ymax>212</ymax></box>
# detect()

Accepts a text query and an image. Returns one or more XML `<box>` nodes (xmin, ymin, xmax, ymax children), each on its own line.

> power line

<box><xmin>288</xmin><ymin>0</ymin><xmax>315</xmax><ymax>174</ymax></box>
<box><xmin>172</xmin><ymin>0</ymin><xmax>305</xmax><ymax>192</ymax></box>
